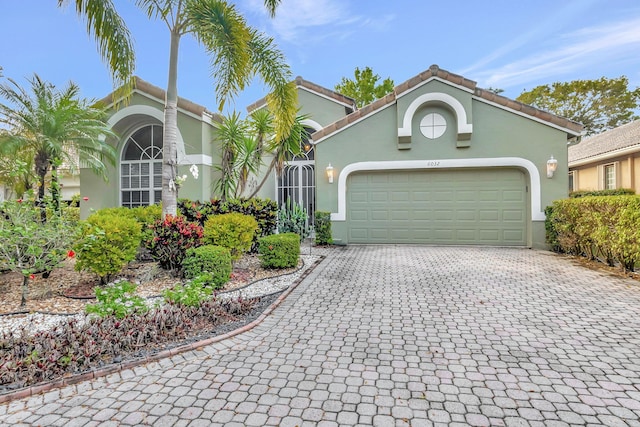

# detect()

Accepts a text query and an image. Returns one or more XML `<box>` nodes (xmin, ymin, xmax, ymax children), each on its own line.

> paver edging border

<box><xmin>0</xmin><ymin>256</ymin><xmax>326</xmax><ymax>405</ymax></box>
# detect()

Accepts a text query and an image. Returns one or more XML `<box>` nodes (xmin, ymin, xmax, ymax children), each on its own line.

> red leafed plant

<box><xmin>145</xmin><ymin>215</ymin><xmax>203</xmax><ymax>271</ymax></box>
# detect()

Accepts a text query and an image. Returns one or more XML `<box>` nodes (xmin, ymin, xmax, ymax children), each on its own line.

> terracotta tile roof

<box><xmin>569</xmin><ymin>119</ymin><xmax>640</xmax><ymax>164</ymax></box>
<box><xmin>246</xmin><ymin>76</ymin><xmax>357</xmax><ymax>112</ymax></box>
<box><xmin>98</xmin><ymin>76</ymin><xmax>218</xmax><ymax>119</ymax></box>
<box><xmin>312</xmin><ymin>65</ymin><xmax>584</xmax><ymax>141</ymax></box>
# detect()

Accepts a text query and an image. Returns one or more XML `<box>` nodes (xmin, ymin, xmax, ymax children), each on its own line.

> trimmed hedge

<box><xmin>546</xmin><ymin>195</ymin><xmax>640</xmax><ymax>271</ymax></box>
<box><xmin>182</xmin><ymin>245</ymin><xmax>232</xmax><ymax>288</ymax></box>
<box><xmin>203</xmin><ymin>213</ymin><xmax>258</xmax><ymax>260</ymax></box>
<box><xmin>570</xmin><ymin>188</ymin><xmax>635</xmax><ymax>198</ymax></box>
<box><xmin>74</xmin><ymin>212</ymin><xmax>142</xmax><ymax>284</ymax></box>
<box><xmin>314</xmin><ymin>211</ymin><xmax>333</xmax><ymax>245</ymax></box>
<box><xmin>258</xmin><ymin>233</ymin><xmax>300</xmax><ymax>269</ymax></box>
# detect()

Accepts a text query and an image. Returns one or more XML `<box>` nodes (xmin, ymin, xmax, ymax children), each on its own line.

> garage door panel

<box><xmin>370</xmin><ymin>191</ymin><xmax>388</xmax><ymax>202</ymax></box>
<box><xmin>456</xmin><ymin>210</ymin><xmax>476</xmax><ymax>221</ymax></box>
<box><xmin>391</xmin><ymin>191</ymin><xmax>410</xmax><ymax>202</ymax></box>
<box><xmin>504</xmin><ymin>230</ymin><xmax>525</xmax><ymax>242</ymax></box>
<box><xmin>347</xmin><ymin>169</ymin><xmax>527</xmax><ymax>245</ymax></box>
<box><xmin>392</xmin><ymin>210</ymin><xmax>410</xmax><ymax>221</ymax></box>
<box><xmin>503</xmin><ymin>190</ymin><xmax>525</xmax><ymax>201</ymax></box>
<box><xmin>503</xmin><ymin>210</ymin><xmax>524</xmax><ymax>222</ymax></box>
<box><xmin>371</xmin><ymin>210</ymin><xmax>389</xmax><ymax>221</ymax></box>
<box><xmin>479</xmin><ymin>190</ymin><xmax>500</xmax><ymax>202</ymax></box>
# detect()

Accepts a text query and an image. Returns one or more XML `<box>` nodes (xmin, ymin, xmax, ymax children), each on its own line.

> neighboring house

<box><xmin>568</xmin><ymin>120</ymin><xmax>640</xmax><ymax>193</ymax></box>
<box><xmin>311</xmin><ymin>65</ymin><xmax>582</xmax><ymax>248</ymax></box>
<box><xmin>82</xmin><ymin>65</ymin><xmax>583</xmax><ymax>249</ymax></box>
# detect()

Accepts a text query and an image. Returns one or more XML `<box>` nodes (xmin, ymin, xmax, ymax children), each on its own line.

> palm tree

<box><xmin>248</xmin><ymin>113</ymin><xmax>309</xmax><ymax>198</ymax></box>
<box><xmin>0</xmin><ymin>74</ymin><xmax>116</xmax><ymax>214</ymax></box>
<box><xmin>63</xmin><ymin>0</ymin><xmax>298</xmax><ymax>217</ymax></box>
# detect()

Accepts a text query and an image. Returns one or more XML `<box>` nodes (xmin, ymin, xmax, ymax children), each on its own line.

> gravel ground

<box><xmin>0</xmin><ymin>254</ymin><xmax>321</xmax><ymax>338</ymax></box>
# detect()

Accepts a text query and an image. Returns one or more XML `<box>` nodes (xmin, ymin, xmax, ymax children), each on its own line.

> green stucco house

<box><xmin>82</xmin><ymin>65</ymin><xmax>583</xmax><ymax>249</ymax></box>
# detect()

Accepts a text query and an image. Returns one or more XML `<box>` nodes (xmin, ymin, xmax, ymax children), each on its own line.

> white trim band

<box><xmin>330</xmin><ymin>157</ymin><xmax>544</xmax><ymax>222</ymax></box>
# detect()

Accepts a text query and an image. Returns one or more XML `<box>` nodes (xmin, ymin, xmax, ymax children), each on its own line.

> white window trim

<box><xmin>599</xmin><ymin>162</ymin><xmax>618</xmax><ymax>190</ymax></box>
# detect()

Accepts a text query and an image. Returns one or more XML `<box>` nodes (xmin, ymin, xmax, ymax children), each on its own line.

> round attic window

<box><xmin>420</xmin><ymin>113</ymin><xmax>447</xmax><ymax>139</ymax></box>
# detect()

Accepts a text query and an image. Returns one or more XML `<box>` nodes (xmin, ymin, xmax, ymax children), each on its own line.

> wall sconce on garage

<box><xmin>547</xmin><ymin>155</ymin><xmax>558</xmax><ymax>178</ymax></box>
<box><xmin>326</xmin><ymin>164</ymin><xmax>334</xmax><ymax>184</ymax></box>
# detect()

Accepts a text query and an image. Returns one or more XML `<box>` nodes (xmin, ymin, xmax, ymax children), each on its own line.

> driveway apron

<box><xmin>2</xmin><ymin>245</ymin><xmax>640</xmax><ymax>426</ymax></box>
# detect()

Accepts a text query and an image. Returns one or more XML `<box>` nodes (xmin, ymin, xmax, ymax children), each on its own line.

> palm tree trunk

<box><xmin>35</xmin><ymin>151</ymin><xmax>49</xmax><ymax>222</ymax></box>
<box><xmin>51</xmin><ymin>165</ymin><xmax>61</xmax><ymax>215</ymax></box>
<box><xmin>248</xmin><ymin>157</ymin><xmax>277</xmax><ymax>198</ymax></box>
<box><xmin>162</xmin><ymin>28</ymin><xmax>181</xmax><ymax>218</ymax></box>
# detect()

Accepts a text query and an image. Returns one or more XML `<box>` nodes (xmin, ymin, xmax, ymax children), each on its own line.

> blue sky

<box><xmin>1</xmin><ymin>0</ymin><xmax>639</xmax><ymax>115</ymax></box>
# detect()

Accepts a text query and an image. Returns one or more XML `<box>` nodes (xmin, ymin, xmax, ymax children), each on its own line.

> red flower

<box><xmin>29</xmin><ymin>274</ymin><xmax>35</xmax><ymax>279</ymax></box>
<box><xmin>82</xmin><ymin>197</ymin><xmax>89</xmax><ymax>201</ymax></box>
<box><xmin>67</xmin><ymin>249</ymin><xmax>75</xmax><ymax>258</ymax></box>
<box><xmin>17</xmin><ymin>199</ymin><xmax>22</xmax><ymax>203</ymax></box>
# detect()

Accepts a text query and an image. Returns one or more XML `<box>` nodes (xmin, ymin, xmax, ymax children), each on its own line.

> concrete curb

<box><xmin>0</xmin><ymin>256</ymin><xmax>325</xmax><ymax>405</ymax></box>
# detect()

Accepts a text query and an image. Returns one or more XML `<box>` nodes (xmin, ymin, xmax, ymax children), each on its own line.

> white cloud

<box><xmin>241</xmin><ymin>0</ymin><xmax>394</xmax><ymax>44</ymax></box>
<box><xmin>471</xmin><ymin>17</ymin><xmax>640</xmax><ymax>90</ymax></box>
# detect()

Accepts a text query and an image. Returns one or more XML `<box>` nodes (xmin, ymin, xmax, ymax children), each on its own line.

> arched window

<box><xmin>120</xmin><ymin>124</ymin><xmax>163</xmax><ymax>207</ymax></box>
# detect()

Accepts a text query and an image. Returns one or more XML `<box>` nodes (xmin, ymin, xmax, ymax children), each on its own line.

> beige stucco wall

<box><xmin>571</xmin><ymin>152</ymin><xmax>640</xmax><ymax>193</ymax></box>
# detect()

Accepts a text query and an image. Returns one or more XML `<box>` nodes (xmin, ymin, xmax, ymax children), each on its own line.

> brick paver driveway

<box><xmin>2</xmin><ymin>246</ymin><xmax>640</xmax><ymax>426</ymax></box>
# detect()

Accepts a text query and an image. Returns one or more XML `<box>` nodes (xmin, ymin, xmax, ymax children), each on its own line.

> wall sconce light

<box><xmin>547</xmin><ymin>155</ymin><xmax>558</xmax><ymax>178</ymax></box>
<box><xmin>326</xmin><ymin>164</ymin><xmax>334</xmax><ymax>184</ymax></box>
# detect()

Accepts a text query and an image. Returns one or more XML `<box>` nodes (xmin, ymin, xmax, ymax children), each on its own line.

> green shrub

<box><xmin>85</xmin><ymin>280</ymin><xmax>149</xmax><ymax>319</ymax></box>
<box><xmin>163</xmin><ymin>281</ymin><xmax>213</xmax><ymax>307</ymax></box>
<box><xmin>549</xmin><ymin>195</ymin><xmax>640</xmax><ymax>271</ymax></box>
<box><xmin>92</xmin><ymin>205</ymin><xmax>161</xmax><ymax>248</ymax></box>
<box><xmin>146</xmin><ymin>215</ymin><xmax>203</xmax><ymax>271</ymax></box>
<box><xmin>258</xmin><ymin>233</ymin><xmax>300</xmax><ymax>269</ymax></box>
<box><xmin>182</xmin><ymin>245</ymin><xmax>232</xmax><ymax>288</ymax></box>
<box><xmin>570</xmin><ymin>188</ymin><xmax>635</xmax><ymax>198</ymax></box>
<box><xmin>314</xmin><ymin>211</ymin><xmax>333</xmax><ymax>245</ymax></box>
<box><xmin>130</xmin><ymin>204</ymin><xmax>162</xmax><ymax>245</ymax></box>
<box><xmin>178</xmin><ymin>197</ymin><xmax>278</xmax><ymax>248</ymax></box>
<box><xmin>75</xmin><ymin>212</ymin><xmax>142</xmax><ymax>285</ymax></box>
<box><xmin>203</xmin><ymin>213</ymin><xmax>258</xmax><ymax>260</ymax></box>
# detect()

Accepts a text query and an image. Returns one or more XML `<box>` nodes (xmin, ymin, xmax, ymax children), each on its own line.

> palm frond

<box><xmin>261</xmin><ymin>0</ymin><xmax>283</xmax><ymax>18</ymax></box>
<box><xmin>63</xmin><ymin>0</ymin><xmax>136</xmax><ymax>97</ymax></box>
<box><xmin>186</xmin><ymin>0</ymin><xmax>253</xmax><ymax>111</ymax></box>
<box><xmin>248</xmin><ymin>29</ymin><xmax>296</xmax><ymax>142</ymax></box>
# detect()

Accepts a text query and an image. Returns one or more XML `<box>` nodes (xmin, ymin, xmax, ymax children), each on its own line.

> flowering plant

<box><xmin>85</xmin><ymin>280</ymin><xmax>149</xmax><ymax>319</ymax></box>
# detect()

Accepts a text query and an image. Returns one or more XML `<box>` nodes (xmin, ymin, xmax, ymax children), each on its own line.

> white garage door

<box><xmin>347</xmin><ymin>168</ymin><xmax>527</xmax><ymax>245</ymax></box>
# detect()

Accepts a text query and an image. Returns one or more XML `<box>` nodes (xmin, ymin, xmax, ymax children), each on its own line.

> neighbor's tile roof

<box><xmin>311</xmin><ymin>64</ymin><xmax>584</xmax><ymax>141</ymax></box>
<box><xmin>246</xmin><ymin>76</ymin><xmax>357</xmax><ymax>112</ymax></box>
<box><xmin>569</xmin><ymin>119</ymin><xmax>640</xmax><ymax>163</ymax></box>
<box><xmin>98</xmin><ymin>76</ymin><xmax>218</xmax><ymax>118</ymax></box>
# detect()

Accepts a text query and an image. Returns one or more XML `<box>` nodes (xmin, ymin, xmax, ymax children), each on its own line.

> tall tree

<box><xmin>62</xmin><ymin>0</ymin><xmax>298</xmax><ymax>217</ymax></box>
<box><xmin>517</xmin><ymin>76</ymin><xmax>640</xmax><ymax>136</ymax></box>
<box><xmin>0</xmin><ymin>74</ymin><xmax>116</xmax><ymax>214</ymax></box>
<box><xmin>335</xmin><ymin>66</ymin><xmax>394</xmax><ymax>108</ymax></box>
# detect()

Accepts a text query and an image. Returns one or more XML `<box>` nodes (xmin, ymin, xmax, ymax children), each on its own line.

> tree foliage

<box><xmin>517</xmin><ymin>76</ymin><xmax>640</xmax><ymax>136</ymax></box>
<box><xmin>0</xmin><ymin>200</ymin><xmax>75</xmax><ymax>307</ymax></box>
<box><xmin>335</xmin><ymin>66</ymin><xmax>394</xmax><ymax>108</ymax></box>
<box><xmin>0</xmin><ymin>74</ymin><xmax>116</xmax><ymax>212</ymax></box>
<box><xmin>62</xmin><ymin>0</ymin><xmax>297</xmax><ymax>218</ymax></box>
